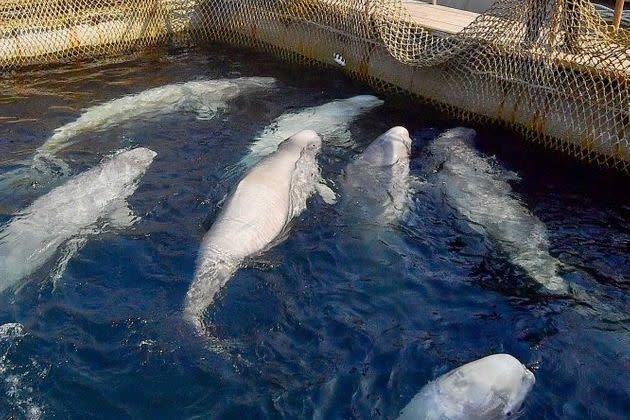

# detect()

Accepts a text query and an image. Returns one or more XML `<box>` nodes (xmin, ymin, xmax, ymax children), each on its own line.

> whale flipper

<box><xmin>49</xmin><ymin>235</ymin><xmax>90</xmax><ymax>288</ymax></box>
<box><xmin>106</xmin><ymin>202</ymin><xmax>139</xmax><ymax>229</ymax></box>
<box><xmin>316</xmin><ymin>182</ymin><xmax>337</xmax><ymax>205</ymax></box>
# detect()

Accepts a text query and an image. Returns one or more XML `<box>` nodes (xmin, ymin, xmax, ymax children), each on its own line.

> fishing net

<box><xmin>0</xmin><ymin>0</ymin><xmax>628</xmax><ymax>172</ymax></box>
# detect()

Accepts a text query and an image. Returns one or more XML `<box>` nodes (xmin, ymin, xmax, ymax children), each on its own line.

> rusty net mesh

<box><xmin>0</xmin><ymin>0</ymin><xmax>628</xmax><ymax>171</ymax></box>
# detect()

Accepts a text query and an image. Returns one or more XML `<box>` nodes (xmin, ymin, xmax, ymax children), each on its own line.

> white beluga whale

<box><xmin>397</xmin><ymin>354</ymin><xmax>535</xmax><ymax>420</ymax></box>
<box><xmin>238</xmin><ymin>95</ymin><xmax>384</xmax><ymax>168</ymax></box>
<box><xmin>0</xmin><ymin>77</ymin><xmax>274</xmax><ymax>191</ymax></box>
<box><xmin>343</xmin><ymin>126</ymin><xmax>412</xmax><ymax>223</ymax></box>
<box><xmin>0</xmin><ymin>147</ymin><xmax>156</xmax><ymax>292</ymax></box>
<box><xmin>427</xmin><ymin>127</ymin><xmax>569</xmax><ymax>294</ymax></box>
<box><xmin>185</xmin><ymin>130</ymin><xmax>335</xmax><ymax>330</ymax></box>
<box><xmin>39</xmin><ymin>77</ymin><xmax>276</xmax><ymax>156</ymax></box>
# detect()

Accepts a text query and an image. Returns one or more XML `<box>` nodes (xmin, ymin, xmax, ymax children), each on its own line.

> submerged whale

<box><xmin>343</xmin><ymin>126</ymin><xmax>412</xmax><ymax>223</ymax></box>
<box><xmin>0</xmin><ymin>77</ymin><xmax>274</xmax><ymax>191</ymax></box>
<box><xmin>39</xmin><ymin>77</ymin><xmax>276</xmax><ymax>156</ymax></box>
<box><xmin>428</xmin><ymin>128</ymin><xmax>568</xmax><ymax>294</ymax></box>
<box><xmin>397</xmin><ymin>354</ymin><xmax>535</xmax><ymax>420</ymax></box>
<box><xmin>185</xmin><ymin>130</ymin><xmax>335</xmax><ymax>330</ymax></box>
<box><xmin>0</xmin><ymin>147</ymin><xmax>156</xmax><ymax>292</ymax></box>
<box><xmin>238</xmin><ymin>95</ymin><xmax>384</xmax><ymax>168</ymax></box>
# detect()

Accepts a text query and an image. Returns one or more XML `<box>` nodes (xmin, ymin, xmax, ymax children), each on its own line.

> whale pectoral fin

<box><xmin>49</xmin><ymin>235</ymin><xmax>89</xmax><ymax>290</ymax></box>
<box><xmin>317</xmin><ymin>182</ymin><xmax>337</xmax><ymax>205</ymax></box>
<box><xmin>107</xmin><ymin>202</ymin><xmax>139</xmax><ymax>229</ymax></box>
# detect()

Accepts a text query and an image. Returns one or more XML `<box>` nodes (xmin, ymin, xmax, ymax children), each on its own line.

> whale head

<box><xmin>342</xmin><ymin>95</ymin><xmax>385</xmax><ymax>113</ymax></box>
<box><xmin>106</xmin><ymin>148</ymin><xmax>157</xmax><ymax>183</ymax></box>
<box><xmin>118</xmin><ymin>147</ymin><xmax>157</xmax><ymax>168</ymax></box>
<box><xmin>361</xmin><ymin>126</ymin><xmax>412</xmax><ymax>167</ymax></box>
<box><xmin>398</xmin><ymin>354</ymin><xmax>535</xmax><ymax>420</ymax></box>
<box><xmin>278</xmin><ymin>129</ymin><xmax>322</xmax><ymax>155</ymax></box>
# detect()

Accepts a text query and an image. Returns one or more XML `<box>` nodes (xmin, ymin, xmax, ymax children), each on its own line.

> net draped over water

<box><xmin>0</xmin><ymin>0</ymin><xmax>628</xmax><ymax>171</ymax></box>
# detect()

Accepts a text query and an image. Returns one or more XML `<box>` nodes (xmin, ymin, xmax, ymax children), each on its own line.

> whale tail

<box><xmin>184</xmin><ymin>255</ymin><xmax>239</xmax><ymax>333</ymax></box>
<box><xmin>0</xmin><ymin>153</ymin><xmax>71</xmax><ymax>196</ymax></box>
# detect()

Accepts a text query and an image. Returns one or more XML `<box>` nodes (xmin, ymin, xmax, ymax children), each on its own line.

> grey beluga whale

<box><xmin>427</xmin><ymin>127</ymin><xmax>569</xmax><ymax>294</ymax></box>
<box><xmin>185</xmin><ymin>130</ymin><xmax>335</xmax><ymax>331</ymax></box>
<box><xmin>237</xmin><ymin>95</ymin><xmax>384</xmax><ymax>169</ymax></box>
<box><xmin>397</xmin><ymin>354</ymin><xmax>535</xmax><ymax>420</ymax></box>
<box><xmin>39</xmin><ymin>77</ymin><xmax>276</xmax><ymax>156</ymax></box>
<box><xmin>0</xmin><ymin>147</ymin><xmax>156</xmax><ymax>293</ymax></box>
<box><xmin>343</xmin><ymin>126</ymin><xmax>413</xmax><ymax>224</ymax></box>
<box><xmin>0</xmin><ymin>77</ymin><xmax>275</xmax><ymax>192</ymax></box>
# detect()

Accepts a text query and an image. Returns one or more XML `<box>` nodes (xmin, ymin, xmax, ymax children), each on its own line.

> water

<box><xmin>0</xmin><ymin>45</ymin><xmax>628</xmax><ymax>419</ymax></box>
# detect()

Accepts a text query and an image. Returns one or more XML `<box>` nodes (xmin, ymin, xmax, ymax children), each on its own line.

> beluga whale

<box><xmin>185</xmin><ymin>130</ymin><xmax>335</xmax><ymax>330</ymax></box>
<box><xmin>0</xmin><ymin>147</ymin><xmax>156</xmax><ymax>293</ymax></box>
<box><xmin>397</xmin><ymin>354</ymin><xmax>535</xmax><ymax>420</ymax></box>
<box><xmin>343</xmin><ymin>126</ymin><xmax>413</xmax><ymax>223</ymax></box>
<box><xmin>39</xmin><ymin>77</ymin><xmax>276</xmax><ymax>156</ymax></box>
<box><xmin>427</xmin><ymin>127</ymin><xmax>569</xmax><ymax>294</ymax></box>
<box><xmin>237</xmin><ymin>95</ymin><xmax>384</xmax><ymax>168</ymax></box>
<box><xmin>0</xmin><ymin>77</ymin><xmax>275</xmax><ymax>191</ymax></box>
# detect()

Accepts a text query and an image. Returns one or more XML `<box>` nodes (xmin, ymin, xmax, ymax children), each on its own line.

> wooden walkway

<box><xmin>402</xmin><ymin>0</ymin><xmax>479</xmax><ymax>34</ymax></box>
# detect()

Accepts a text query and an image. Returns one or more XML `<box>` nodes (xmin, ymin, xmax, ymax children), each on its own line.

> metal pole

<box><xmin>613</xmin><ymin>0</ymin><xmax>624</xmax><ymax>30</ymax></box>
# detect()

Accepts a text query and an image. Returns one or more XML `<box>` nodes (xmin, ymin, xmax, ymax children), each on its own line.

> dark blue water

<box><xmin>0</xmin><ymin>45</ymin><xmax>628</xmax><ymax>419</ymax></box>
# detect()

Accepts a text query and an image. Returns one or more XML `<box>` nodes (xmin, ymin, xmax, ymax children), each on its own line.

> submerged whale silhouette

<box><xmin>0</xmin><ymin>147</ymin><xmax>156</xmax><ymax>292</ymax></box>
<box><xmin>238</xmin><ymin>95</ymin><xmax>384</xmax><ymax>168</ymax></box>
<box><xmin>185</xmin><ymin>130</ymin><xmax>335</xmax><ymax>331</ymax></box>
<box><xmin>428</xmin><ymin>127</ymin><xmax>568</xmax><ymax>294</ymax></box>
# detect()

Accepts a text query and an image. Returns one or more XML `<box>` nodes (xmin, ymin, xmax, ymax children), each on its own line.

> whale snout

<box><xmin>288</xmin><ymin>129</ymin><xmax>322</xmax><ymax>151</ymax></box>
<box><xmin>347</xmin><ymin>95</ymin><xmax>385</xmax><ymax>110</ymax></box>
<box><xmin>121</xmin><ymin>147</ymin><xmax>157</xmax><ymax>167</ymax></box>
<box><xmin>386</xmin><ymin>126</ymin><xmax>412</xmax><ymax>155</ymax></box>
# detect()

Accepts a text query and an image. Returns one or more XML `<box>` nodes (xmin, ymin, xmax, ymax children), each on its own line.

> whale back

<box><xmin>243</xmin><ymin>95</ymin><xmax>383</xmax><ymax>167</ymax></box>
<box><xmin>186</xmin><ymin>131</ymin><xmax>323</xmax><ymax>326</ymax></box>
<box><xmin>40</xmin><ymin>77</ymin><xmax>276</xmax><ymax>156</ymax></box>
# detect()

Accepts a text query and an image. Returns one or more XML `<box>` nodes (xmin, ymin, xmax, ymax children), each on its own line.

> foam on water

<box><xmin>0</xmin><ymin>323</ymin><xmax>45</xmax><ymax>420</ymax></box>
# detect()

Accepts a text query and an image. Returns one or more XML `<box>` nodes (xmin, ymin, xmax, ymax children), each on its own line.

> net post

<box><xmin>613</xmin><ymin>0</ymin><xmax>624</xmax><ymax>30</ymax></box>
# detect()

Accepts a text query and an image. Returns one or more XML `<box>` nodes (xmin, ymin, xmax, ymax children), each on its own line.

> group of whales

<box><xmin>0</xmin><ymin>76</ymin><xmax>575</xmax><ymax>418</ymax></box>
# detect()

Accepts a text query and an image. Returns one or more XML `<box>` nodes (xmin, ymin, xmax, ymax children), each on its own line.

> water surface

<box><xmin>0</xmin><ymin>45</ymin><xmax>628</xmax><ymax>419</ymax></box>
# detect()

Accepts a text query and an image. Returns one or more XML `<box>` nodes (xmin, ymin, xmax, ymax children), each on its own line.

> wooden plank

<box><xmin>402</xmin><ymin>1</ymin><xmax>479</xmax><ymax>34</ymax></box>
